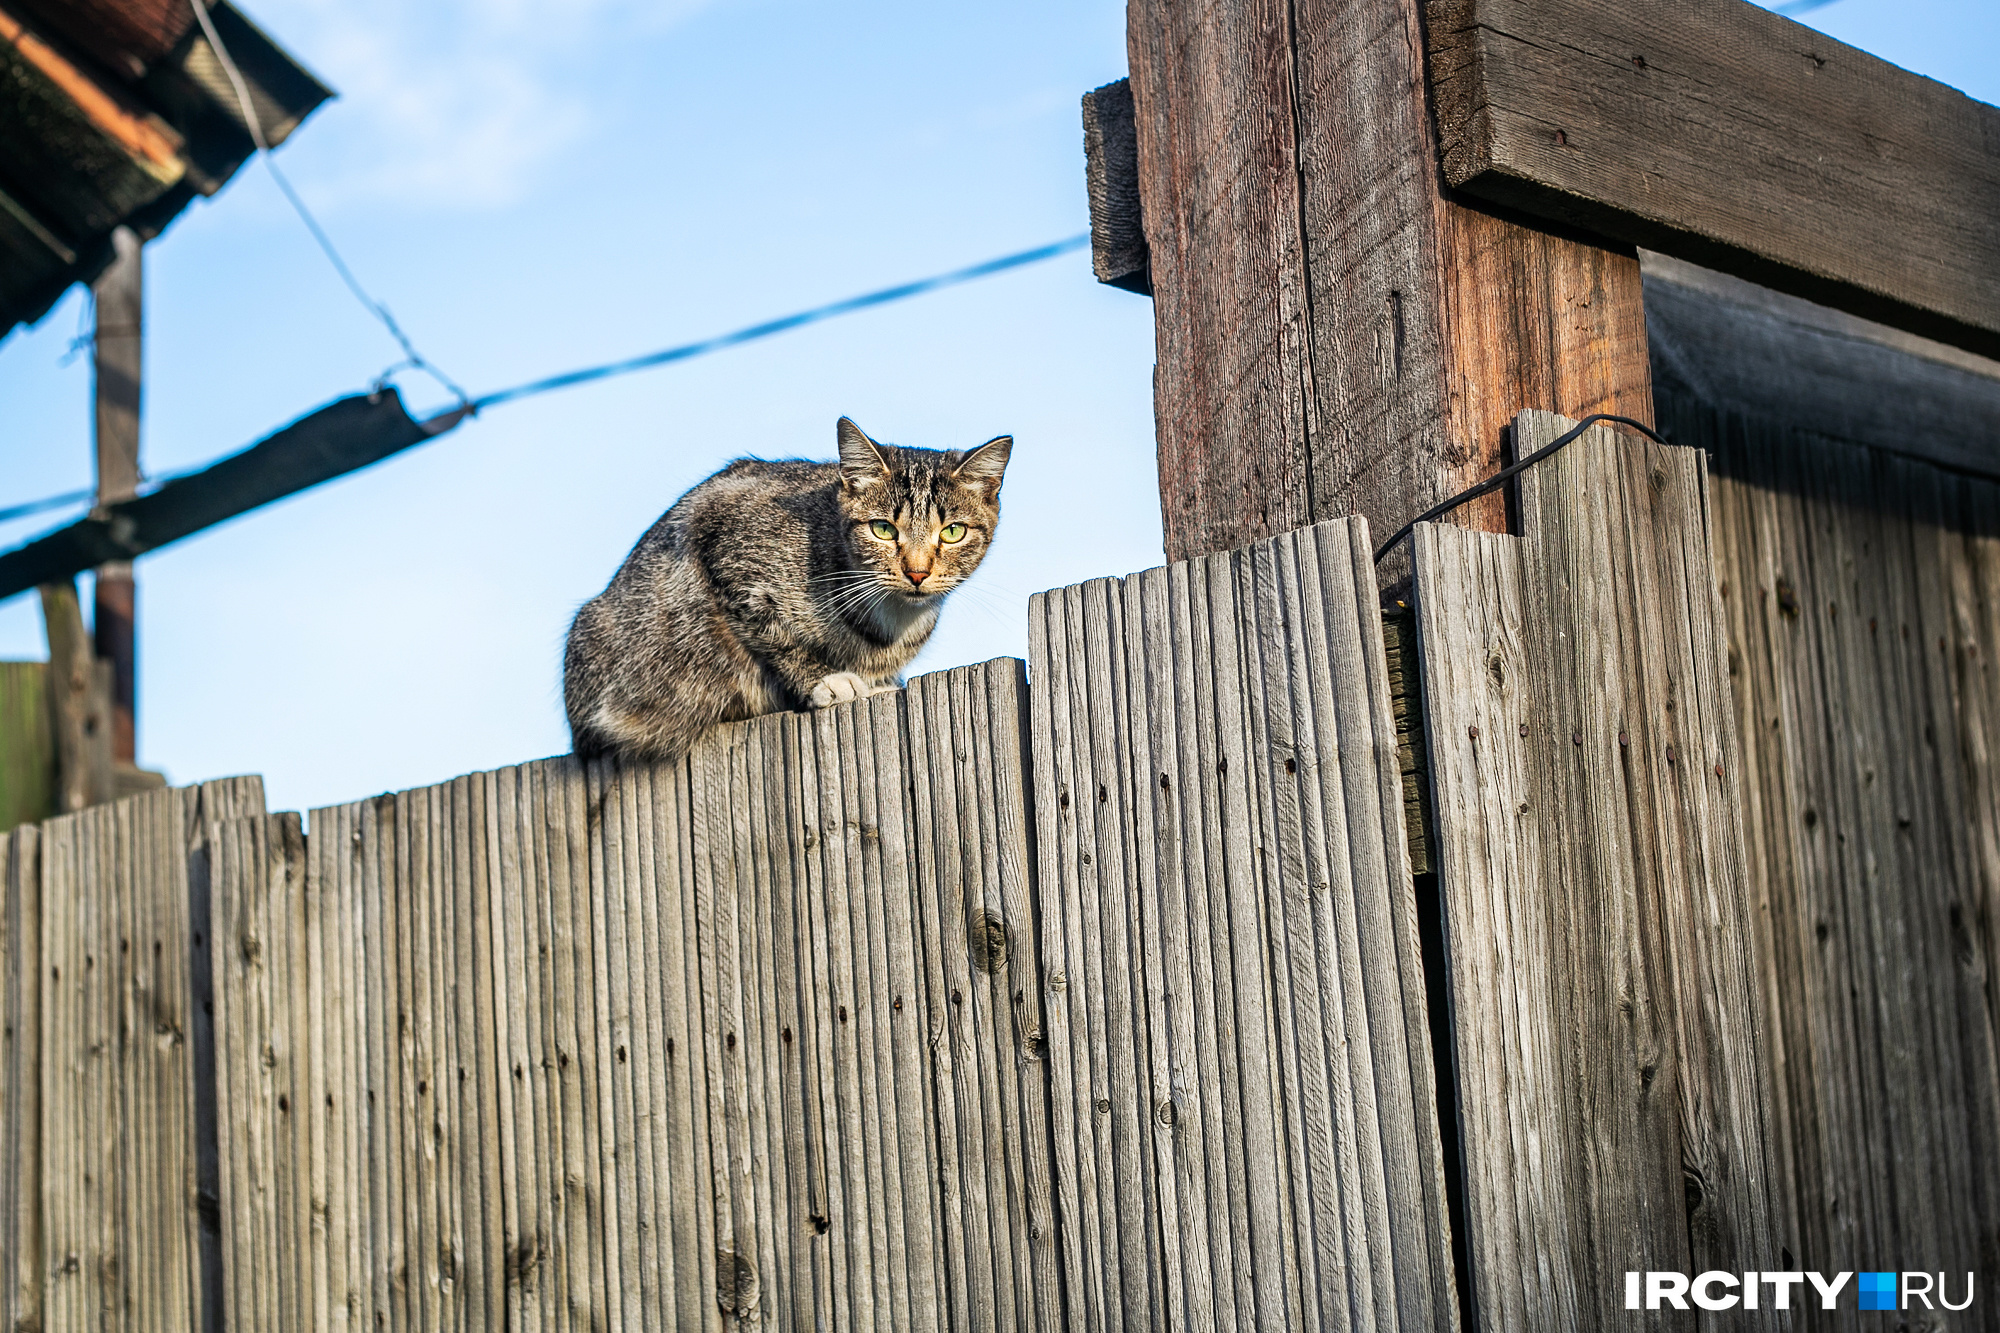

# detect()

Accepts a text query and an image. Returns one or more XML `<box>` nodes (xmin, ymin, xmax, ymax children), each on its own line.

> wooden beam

<box><xmin>93</xmin><ymin>225</ymin><xmax>140</xmax><ymax>765</ymax></box>
<box><xmin>1429</xmin><ymin>0</ymin><xmax>2000</xmax><ymax>362</ymax></box>
<box><xmin>1126</xmin><ymin>0</ymin><xmax>1654</xmax><ymax>578</ymax></box>
<box><xmin>1081</xmin><ymin>80</ymin><xmax>1150</xmax><ymax>295</ymax></box>
<box><xmin>1644</xmin><ymin>251</ymin><xmax>2000</xmax><ymax>479</ymax></box>
<box><xmin>0</xmin><ymin>390</ymin><xmax>461</xmax><ymax>603</ymax></box>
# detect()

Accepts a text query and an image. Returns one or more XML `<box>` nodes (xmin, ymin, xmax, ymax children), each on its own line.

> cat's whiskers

<box><xmin>822</xmin><ymin>577</ymin><xmax>901</xmax><ymax>619</ymax></box>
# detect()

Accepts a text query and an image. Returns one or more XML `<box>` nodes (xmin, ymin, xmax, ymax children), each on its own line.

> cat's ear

<box><xmin>954</xmin><ymin>435</ymin><xmax>1012</xmax><ymax>490</ymax></box>
<box><xmin>837</xmin><ymin>417</ymin><xmax>891</xmax><ymax>492</ymax></box>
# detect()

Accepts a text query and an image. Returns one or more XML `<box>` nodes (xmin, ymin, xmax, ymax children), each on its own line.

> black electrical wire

<box><xmin>0</xmin><ymin>487</ymin><xmax>98</xmax><ymax>525</ymax></box>
<box><xmin>1</xmin><ymin>233</ymin><xmax>1093</xmax><ymax>527</ymax></box>
<box><xmin>1371</xmin><ymin>413</ymin><xmax>1670</xmax><ymax>565</ymax></box>
<box><xmin>467</xmin><ymin>233</ymin><xmax>1090</xmax><ymax>412</ymax></box>
<box><xmin>190</xmin><ymin>0</ymin><xmax>469</xmax><ymax>405</ymax></box>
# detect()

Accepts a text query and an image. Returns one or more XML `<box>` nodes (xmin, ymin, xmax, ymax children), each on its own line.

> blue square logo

<box><xmin>1859</xmin><ymin>1271</ymin><xmax>1897</xmax><ymax>1311</ymax></box>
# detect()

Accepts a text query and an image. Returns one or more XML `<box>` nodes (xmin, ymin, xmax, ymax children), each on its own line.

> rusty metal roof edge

<box><xmin>0</xmin><ymin>0</ymin><xmax>336</xmax><ymax>337</ymax></box>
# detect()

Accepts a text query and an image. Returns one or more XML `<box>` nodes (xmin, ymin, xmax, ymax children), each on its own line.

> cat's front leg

<box><xmin>807</xmin><ymin>671</ymin><xmax>897</xmax><ymax>709</ymax></box>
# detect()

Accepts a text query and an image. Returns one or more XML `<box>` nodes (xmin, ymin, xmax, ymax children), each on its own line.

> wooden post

<box><xmin>38</xmin><ymin>583</ymin><xmax>113</xmax><ymax>813</ymax></box>
<box><xmin>92</xmin><ymin>226</ymin><xmax>141</xmax><ymax>766</ymax></box>
<box><xmin>1126</xmin><ymin>0</ymin><xmax>1654</xmax><ymax>578</ymax></box>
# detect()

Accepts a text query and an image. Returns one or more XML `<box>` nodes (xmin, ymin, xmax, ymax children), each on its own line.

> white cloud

<box><xmin>245</xmin><ymin>0</ymin><xmax>721</xmax><ymax>210</ymax></box>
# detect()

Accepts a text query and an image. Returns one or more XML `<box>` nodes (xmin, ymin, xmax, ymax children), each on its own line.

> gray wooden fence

<box><xmin>0</xmin><ymin>778</ymin><xmax>266</xmax><ymax>1333</ymax></box>
<box><xmin>1028</xmin><ymin>519</ymin><xmax>1457</xmax><ymax>1332</ymax></box>
<box><xmin>4</xmin><ymin>414</ymin><xmax>1996</xmax><ymax>1328</ymax></box>
<box><xmin>1666</xmin><ymin>389</ymin><xmax>2000</xmax><ymax>1296</ymax></box>
<box><xmin>1413</xmin><ymin>414</ymin><xmax>1784</xmax><ymax>1327</ymax></box>
<box><xmin>203</xmin><ymin>660</ymin><xmax>1056</xmax><ymax>1332</ymax></box>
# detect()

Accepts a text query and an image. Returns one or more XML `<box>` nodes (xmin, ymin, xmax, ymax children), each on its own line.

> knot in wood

<box><xmin>715</xmin><ymin>1248</ymin><xmax>759</xmax><ymax>1315</ymax></box>
<box><xmin>969</xmin><ymin>910</ymin><xmax>1011</xmax><ymax>974</ymax></box>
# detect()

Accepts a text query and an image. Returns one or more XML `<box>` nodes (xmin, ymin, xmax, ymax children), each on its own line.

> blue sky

<box><xmin>0</xmin><ymin>0</ymin><xmax>1992</xmax><ymax>816</ymax></box>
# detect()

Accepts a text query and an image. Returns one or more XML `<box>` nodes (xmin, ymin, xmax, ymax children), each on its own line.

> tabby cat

<box><xmin>563</xmin><ymin>417</ymin><xmax>1011</xmax><ymax>761</ymax></box>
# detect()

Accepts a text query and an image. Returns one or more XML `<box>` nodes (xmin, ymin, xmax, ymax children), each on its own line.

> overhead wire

<box><xmin>467</xmin><ymin>233</ymin><xmax>1090</xmax><ymax>412</ymax></box>
<box><xmin>0</xmin><ymin>232</ymin><xmax>1093</xmax><ymax>527</ymax></box>
<box><xmin>0</xmin><ymin>487</ymin><xmax>100</xmax><ymax>525</ymax></box>
<box><xmin>187</xmin><ymin>0</ymin><xmax>469</xmax><ymax>406</ymax></box>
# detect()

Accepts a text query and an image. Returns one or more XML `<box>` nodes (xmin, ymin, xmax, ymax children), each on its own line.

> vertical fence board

<box><xmin>1663</xmin><ymin>388</ymin><xmax>2000</xmax><ymax>1303</ymax></box>
<box><xmin>755</xmin><ymin>719</ymin><xmax>813</xmax><ymax>1332</ymax></box>
<box><xmin>1027</xmin><ymin>589</ymin><xmax>1102</xmax><ymax>1333</ymax></box>
<box><xmin>1165</xmin><ymin>558</ymin><xmax>1248</xmax><ymax>1331</ymax></box>
<box><xmin>212</xmin><ymin>816</ymin><xmax>278</xmax><ymax>1333</ymax></box>
<box><xmin>487</xmin><ymin>765</ymin><xmax>539</xmax><ymax>1330</ymax></box>
<box><xmin>910</xmin><ymin>673</ymin><xmax>998</xmax><ymax>1330</ymax></box>
<box><xmin>748</xmin><ymin>721</ymin><xmax>795</xmax><ymax>1327</ymax></box>
<box><xmin>980</xmin><ymin>659</ymin><xmax>1061</xmax><ymax>1330</ymax></box>
<box><xmin>1413</xmin><ymin>411</ymin><xmax>1785</xmax><ymax>1327</ymax></box>
<box><xmin>1031</xmin><ymin>519</ymin><xmax>1459</xmax><ymax>1333</ymax></box>
<box><xmin>2</xmin><ymin>824</ymin><xmax>42</xmax><ymax>1333</ymax></box>
<box><xmin>597</xmin><ymin>757</ymin><xmax>649</xmax><ymax>1327</ymax></box>
<box><xmin>906</xmin><ymin>679</ymin><xmax>976</xmax><ymax>1328</ymax></box>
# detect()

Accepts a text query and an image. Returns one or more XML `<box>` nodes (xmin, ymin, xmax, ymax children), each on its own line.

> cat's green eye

<box><xmin>939</xmin><ymin>522</ymin><xmax>968</xmax><ymax>544</ymax></box>
<box><xmin>869</xmin><ymin>520</ymin><xmax>897</xmax><ymax>541</ymax></box>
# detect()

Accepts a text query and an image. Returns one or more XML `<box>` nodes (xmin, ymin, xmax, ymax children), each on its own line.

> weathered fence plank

<box><xmin>1030</xmin><ymin>517</ymin><xmax>1460</xmax><ymax>1332</ymax></box>
<box><xmin>907</xmin><ymin>661</ymin><xmax>1061</xmax><ymax>1331</ymax></box>
<box><xmin>1411</xmin><ymin>412</ymin><xmax>1785</xmax><ymax>1327</ymax></box>
<box><xmin>12</xmin><ymin>779</ymin><xmax>263</xmax><ymax>1333</ymax></box>
<box><xmin>2</xmin><ymin>822</ymin><xmax>42</xmax><ymax>1333</ymax></box>
<box><xmin>1666</xmin><ymin>388</ymin><xmax>2000</xmax><ymax>1303</ymax></box>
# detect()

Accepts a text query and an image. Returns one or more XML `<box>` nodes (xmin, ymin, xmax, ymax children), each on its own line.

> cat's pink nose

<box><xmin>905</xmin><ymin>569</ymin><xmax>928</xmax><ymax>587</ymax></box>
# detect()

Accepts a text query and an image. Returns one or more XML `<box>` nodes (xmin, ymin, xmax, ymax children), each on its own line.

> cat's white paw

<box><xmin>809</xmin><ymin>671</ymin><xmax>871</xmax><ymax>709</ymax></box>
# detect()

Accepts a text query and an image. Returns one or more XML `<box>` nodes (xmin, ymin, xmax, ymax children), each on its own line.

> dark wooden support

<box><xmin>1082</xmin><ymin>80</ymin><xmax>1151</xmax><ymax>295</ymax></box>
<box><xmin>1643</xmin><ymin>251</ymin><xmax>2000</xmax><ymax>478</ymax></box>
<box><xmin>1429</xmin><ymin>0</ymin><xmax>2000</xmax><ymax>362</ymax></box>
<box><xmin>1125</xmin><ymin>0</ymin><xmax>1654</xmax><ymax>576</ymax></box>
<box><xmin>0</xmin><ymin>389</ymin><xmax>453</xmax><ymax>603</ymax></box>
<box><xmin>92</xmin><ymin>225</ymin><xmax>140</xmax><ymax>765</ymax></box>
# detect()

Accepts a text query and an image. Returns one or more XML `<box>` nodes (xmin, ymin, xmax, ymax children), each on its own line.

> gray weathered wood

<box><xmin>37</xmin><ymin>583</ymin><xmax>112</xmax><ymax>815</ymax></box>
<box><xmin>1643</xmin><ymin>252</ymin><xmax>2000</xmax><ymax>482</ymax></box>
<box><xmin>1081</xmin><ymin>78</ymin><xmax>1149</xmax><ymax>295</ymax></box>
<box><xmin>1669</xmin><ymin>387</ymin><xmax>2000</xmax><ymax>1300</ymax></box>
<box><xmin>1</xmin><ymin>824</ymin><xmax>42</xmax><ymax>1333</ymax></box>
<box><xmin>1428</xmin><ymin>0</ymin><xmax>2000</xmax><ymax>361</ymax></box>
<box><xmin>11</xmin><ymin>665</ymin><xmax>1067</xmax><ymax>1331</ymax></box>
<box><xmin>16</xmin><ymin>780</ymin><xmax>262</xmax><ymax>1333</ymax></box>
<box><xmin>906</xmin><ymin>662</ymin><xmax>1061</xmax><ymax>1331</ymax></box>
<box><xmin>1411</xmin><ymin>411</ymin><xmax>1785</xmax><ymax>1326</ymax></box>
<box><xmin>1030</xmin><ymin>517</ymin><xmax>1459</xmax><ymax>1331</ymax></box>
